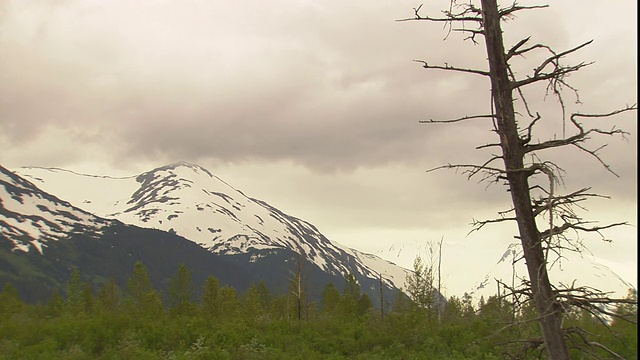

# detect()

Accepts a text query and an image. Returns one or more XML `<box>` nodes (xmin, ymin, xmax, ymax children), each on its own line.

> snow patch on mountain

<box><xmin>372</xmin><ymin>237</ymin><xmax>634</xmax><ymax>300</ymax></box>
<box><xmin>0</xmin><ymin>166</ymin><xmax>110</xmax><ymax>254</ymax></box>
<box><xmin>469</xmin><ymin>242</ymin><xmax>635</xmax><ymax>301</ymax></box>
<box><xmin>15</xmin><ymin>162</ymin><xmax>410</xmax><ymax>289</ymax></box>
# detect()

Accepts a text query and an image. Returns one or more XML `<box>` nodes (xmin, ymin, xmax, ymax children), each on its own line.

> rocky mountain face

<box><xmin>4</xmin><ymin>163</ymin><xmax>410</xmax><ymax>305</ymax></box>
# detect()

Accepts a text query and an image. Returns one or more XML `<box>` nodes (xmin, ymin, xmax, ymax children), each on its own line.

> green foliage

<box><xmin>405</xmin><ymin>255</ymin><xmax>438</xmax><ymax>322</ymax></box>
<box><xmin>168</xmin><ymin>263</ymin><xmax>196</xmax><ymax>317</ymax></box>
<box><xmin>1</xmin><ymin>265</ymin><xmax>636</xmax><ymax>359</ymax></box>
<box><xmin>243</xmin><ymin>281</ymin><xmax>271</xmax><ymax>322</ymax></box>
<box><xmin>321</xmin><ymin>282</ymin><xmax>341</xmax><ymax>315</ymax></box>
<box><xmin>340</xmin><ymin>273</ymin><xmax>372</xmax><ymax>319</ymax></box>
<box><xmin>123</xmin><ymin>261</ymin><xmax>164</xmax><ymax>318</ymax></box>
<box><xmin>0</xmin><ymin>282</ymin><xmax>24</xmax><ymax>317</ymax></box>
<box><xmin>97</xmin><ymin>277</ymin><xmax>120</xmax><ymax>313</ymax></box>
<box><xmin>65</xmin><ymin>268</ymin><xmax>85</xmax><ymax>316</ymax></box>
<box><xmin>217</xmin><ymin>285</ymin><xmax>240</xmax><ymax>321</ymax></box>
<box><xmin>200</xmin><ymin>275</ymin><xmax>220</xmax><ymax>319</ymax></box>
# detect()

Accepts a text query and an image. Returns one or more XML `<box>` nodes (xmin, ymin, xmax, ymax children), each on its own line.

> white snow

<box><xmin>1</xmin><ymin>167</ymin><xmax>109</xmax><ymax>254</ymax></box>
<box><xmin>14</xmin><ymin>163</ymin><xmax>411</xmax><ymax>288</ymax></box>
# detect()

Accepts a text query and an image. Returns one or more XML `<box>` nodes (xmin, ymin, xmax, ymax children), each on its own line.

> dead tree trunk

<box><xmin>399</xmin><ymin>1</ymin><xmax>636</xmax><ymax>357</ymax></box>
<box><xmin>480</xmin><ymin>1</ymin><xmax>569</xmax><ymax>357</ymax></box>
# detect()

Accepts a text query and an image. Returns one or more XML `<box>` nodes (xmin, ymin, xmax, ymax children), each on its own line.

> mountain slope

<box><xmin>0</xmin><ymin>165</ymin><xmax>111</xmax><ymax>254</ymax></box>
<box><xmin>0</xmin><ymin>165</ymin><xmax>263</xmax><ymax>302</ymax></box>
<box><xmin>14</xmin><ymin>163</ymin><xmax>410</xmax><ymax>303</ymax></box>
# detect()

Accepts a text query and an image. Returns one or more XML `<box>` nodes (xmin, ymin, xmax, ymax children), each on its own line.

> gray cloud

<box><xmin>1</xmin><ymin>0</ymin><xmax>634</xmax><ymax>183</ymax></box>
<box><xmin>1</xmin><ymin>0</ymin><xmax>491</xmax><ymax>169</ymax></box>
<box><xmin>0</xmin><ymin>0</ymin><xmax>636</xmax><ymax>290</ymax></box>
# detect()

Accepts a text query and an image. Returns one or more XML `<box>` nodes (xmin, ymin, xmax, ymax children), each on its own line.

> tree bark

<box><xmin>479</xmin><ymin>0</ymin><xmax>569</xmax><ymax>358</ymax></box>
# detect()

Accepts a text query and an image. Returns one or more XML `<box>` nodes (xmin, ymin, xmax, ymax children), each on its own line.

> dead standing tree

<box><xmin>399</xmin><ymin>1</ymin><xmax>637</xmax><ymax>359</ymax></box>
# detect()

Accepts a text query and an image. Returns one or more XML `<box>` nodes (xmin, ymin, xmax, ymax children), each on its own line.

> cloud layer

<box><xmin>1</xmin><ymin>0</ymin><xmax>636</xmax><ymax>291</ymax></box>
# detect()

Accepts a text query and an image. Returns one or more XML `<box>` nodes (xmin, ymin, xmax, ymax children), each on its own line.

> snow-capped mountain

<box><xmin>0</xmin><ymin>165</ymin><xmax>111</xmax><ymax>253</ymax></box>
<box><xmin>1</xmin><ymin>164</ymin><xmax>261</xmax><ymax>302</ymax></box>
<box><xmin>468</xmin><ymin>242</ymin><xmax>635</xmax><ymax>301</ymax></box>
<box><xmin>15</xmin><ymin>162</ymin><xmax>410</xmax><ymax>294</ymax></box>
<box><xmin>373</xmin><ymin>236</ymin><xmax>634</xmax><ymax>303</ymax></box>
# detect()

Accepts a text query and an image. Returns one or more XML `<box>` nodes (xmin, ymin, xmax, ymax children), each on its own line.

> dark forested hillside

<box><xmin>0</xmin><ymin>222</ymin><xmax>256</xmax><ymax>303</ymax></box>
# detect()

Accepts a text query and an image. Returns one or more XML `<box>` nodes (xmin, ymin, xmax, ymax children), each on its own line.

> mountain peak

<box><xmin>12</xmin><ymin>163</ymin><xmax>410</xmax><ymax>291</ymax></box>
<box><xmin>150</xmin><ymin>162</ymin><xmax>214</xmax><ymax>177</ymax></box>
<box><xmin>7</xmin><ymin>163</ymin><xmax>411</xmax><ymax>304</ymax></box>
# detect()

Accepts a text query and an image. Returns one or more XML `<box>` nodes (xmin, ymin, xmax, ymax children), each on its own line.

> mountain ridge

<box><xmin>7</xmin><ymin>163</ymin><xmax>410</xmax><ymax>305</ymax></box>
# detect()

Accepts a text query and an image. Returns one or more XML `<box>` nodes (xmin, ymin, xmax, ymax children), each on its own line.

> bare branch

<box><xmin>531</xmin><ymin>188</ymin><xmax>606</xmax><ymax>217</ymax></box>
<box><xmin>564</xmin><ymin>327</ymin><xmax>627</xmax><ymax>360</ymax></box>
<box><xmin>508</xmin><ymin>43</ymin><xmax>552</xmax><ymax>60</ymax></box>
<box><xmin>539</xmin><ymin>221</ymin><xmax>628</xmax><ymax>241</ymax></box>
<box><xmin>396</xmin><ymin>6</ymin><xmax>482</xmax><ymax>23</ymax></box>
<box><xmin>511</xmin><ymin>40</ymin><xmax>595</xmax><ymax>89</ymax></box>
<box><xmin>413</xmin><ymin>60</ymin><xmax>490</xmax><ymax>76</ymax></box>
<box><xmin>476</xmin><ymin>142</ymin><xmax>501</xmax><ymax>150</ymax></box>
<box><xmin>513</xmin><ymin>61</ymin><xmax>593</xmax><ymax>89</ymax></box>
<box><xmin>536</xmin><ymin>40</ymin><xmax>593</xmax><ymax>76</ymax></box>
<box><xmin>505</xmin><ymin>36</ymin><xmax>532</xmax><ymax>61</ymax></box>
<box><xmin>426</xmin><ymin>163</ymin><xmax>506</xmax><ymax>175</ymax></box>
<box><xmin>572</xmin><ymin>143</ymin><xmax>618</xmax><ymax>177</ymax></box>
<box><xmin>469</xmin><ymin>216</ymin><xmax>517</xmax><ymax>234</ymax></box>
<box><xmin>419</xmin><ymin>114</ymin><xmax>495</xmax><ymax>124</ymax></box>
<box><xmin>521</xmin><ymin>112</ymin><xmax>542</xmax><ymax>145</ymax></box>
<box><xmin>498</xmin><ymin>3</ymin><xmax>549</xmax><ymax>18</ymax></box>
<box><xmin>524</xmin><ymin>104</ymin><xmax>636</xmax><ymax>154</ymax></box>
<box><xmin>572</xmin><ymin>104</ymin><xmax>638</xmax><ymax>120</ymax></box>
<box><xmin>451</xmin><ymin>28</ymin><xmax>484</xmax><ymax>44</ymax></box>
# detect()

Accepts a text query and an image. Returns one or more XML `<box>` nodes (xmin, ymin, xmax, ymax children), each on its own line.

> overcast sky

<box><xmin>1</xmin><ymin>0</ymin><xmax>636</xmax><ymax>296</ymax></box>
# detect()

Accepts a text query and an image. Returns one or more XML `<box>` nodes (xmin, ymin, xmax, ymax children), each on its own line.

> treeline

<box><xmin>0</xmin><ymin>261</ymin><xmax>636</xmax><ymax>359</ymax></box>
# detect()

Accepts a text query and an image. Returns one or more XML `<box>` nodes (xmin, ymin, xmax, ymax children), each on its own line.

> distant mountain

<box><xmin>468</xmin><ymin>242</ymin><xmax>636</xmax><ymax>301</ymax></box>
<box><xmin>9</xmin><ymin>163</ymin><xmax>410</xmax><ymax>305</ymax></box>
<box><xmin>373</xmin><ymin>238</ymin><xmax>634</xmax><ymax>302</ymax></box>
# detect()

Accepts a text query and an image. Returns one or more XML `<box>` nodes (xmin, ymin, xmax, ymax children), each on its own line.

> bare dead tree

<box><xmin>378</xmin><ymin>271</ymin><xmax>385</xmax><ymax>321</ymax></box>
<box><xmin>288</xmin><ymin>249</ymin><xmax>305</xmax><ymax>322</ymax></box>
<box><xmin>399</xmin><ymin>1</ymin><xmax>637</xmax><ymax>359</ymax></box>
<box><xmin>437</xmin><ymin>236</ymin><xmax>444</xmax><ymax>325</ymax></box>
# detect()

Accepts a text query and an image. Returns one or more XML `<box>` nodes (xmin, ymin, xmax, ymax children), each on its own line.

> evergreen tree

<box><xmin>341</xmin><ymin>273</ymin><xmax>370</xmax><ymax>317</ymax></box>
<box><xmin>320</xmin><ymin>283</ymin><xmax>341</xmax><ymax>316</ymax></box>
<box><xmin>217</xmin><ymin>285</ymin><xmax>240</xmax><ymax>322</ymax></box>
<box><xmin>357</xmin><ymin>293</ymin><xmax>373</xmax><ymax>316</ymax></box>
<box><xmin>168</xmin><ymin>263</ymin><xmax>196</xmax><ymax>316</ymax></box>
<box><xmin>0</xmin><ymin>282</ymin><xmax>24</xmax><ymax>318</ymax></box>
<box><xmin>610</xmin><ymin>289</ymin><xmax>638</xmax><ymax>358</ymax></box>
<box><xmin>460</xmin><ymin>292</ymin><xmax>476</xmax><ymax>319</ymax></box>
<box><xmin>243</xmin><ymin>281</ymin><xmax>270</xmax><ymax>322</ymax></box>
<box><xmin>405</xmin><ymin>255</ymin><xmax>435</xmax><ymax>321</ymax></box>
<box><xmin>341</xmin><ymin>273</ymin><xmax>360</xmax><ymax>317</ymax></box>
<box><xmin>81</xmin><ymin>281</ymin><xmax>94</xmax><ymax>315</ymax></box>
<box><xmin>124</xmin><ymin>261</ymin><xmax>164</xmax><ymax>317</ymax></box>
<box><xmin>47</xmin><ymin>288</ymin><xmax>65</xmax><ymax>317</ymax></box>
<box><xmin>200</xmin><ymin>275</ymin><xmax>220</xmax><ymax>319</ymax></box>
<box><xmin>66</xmin><ymin>268</ymin><xmax>85</xmax><ymax>316</ymax></box>
<box><xmin>441</xmin><ymin>295</ymin><xmax>463</xmax><ymax>324</ymax></box>
<box><xmin>390</xmin><ymin>289</ymin><xmax>411</xmax><ymax>314</ymax></box>
<box><xmin>97</xmin><ymin>277</ymin><xmax>121</xmax><ymax>313</ymax></box>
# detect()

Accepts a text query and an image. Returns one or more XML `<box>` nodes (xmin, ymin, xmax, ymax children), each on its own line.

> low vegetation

<box><xmin>0</xmin><ymin>262</ymin><xmax>636</xmax><ymax>359</ymax></box>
